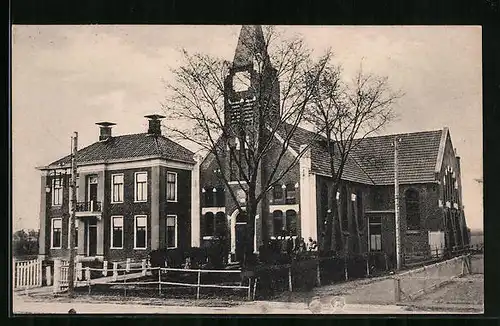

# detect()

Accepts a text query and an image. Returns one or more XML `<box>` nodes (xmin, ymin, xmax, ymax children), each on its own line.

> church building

<box><xmin>198</xmin><ymin>25</ymin><xmax>469</xmax><ymax>265</ymax></box>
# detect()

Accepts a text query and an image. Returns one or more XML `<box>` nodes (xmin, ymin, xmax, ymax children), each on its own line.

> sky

<box><xmin>11</xmin><ymin>25</ymin><xmax>483</xmax><ymax>231</ymax></box>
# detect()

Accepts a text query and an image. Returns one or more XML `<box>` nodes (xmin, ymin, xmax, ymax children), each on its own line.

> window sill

<box><xmin>111</xmin><ymin>201</ymin><xmax>124</xmax><ymax>204</ymax></box>
<box><xmin>134</xmin><ymin>247</ymin><xmax>148</xmax><ymax>250</ymax></box>
<box><xmin>166</xmin><ymin>246</ymin><xmax>177</xmax><ymax>250</ymax></box>
<box><xmin>167</xmin><ymin>200</ymin><xmax>178</xmax><ymax>203</ymax></box>
<box><xmin>134</xmin><ymin>200</ymin><xmax>148</xmax><ymax>203</ymax></box>
<box><xmin>50</xmin><ymin>247</ymin><xmax>62</xmax><ymax>250</ymax></box>
<box><xmin>406</xmin><ymin>230</ymin><xmax>421</xmax><ymax>234</ymax></box>
<box><xmin>110</xmin><ymin>247</ymin><xmax>123</xmax><ymax>250</ymax></box>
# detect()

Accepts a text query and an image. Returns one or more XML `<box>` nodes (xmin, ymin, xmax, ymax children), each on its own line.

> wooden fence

<box><xmin>52</xmin><ymin>259</ymin><xmax>253</xmax><ymax>300</ymax></box>
<box><xmin>13</xmin><ymin>258</ymin><xmax>42</xmax><ymax>290</ymax></box>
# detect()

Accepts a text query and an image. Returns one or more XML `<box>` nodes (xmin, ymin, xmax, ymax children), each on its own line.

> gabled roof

<box><xmin>45</xmin><ymin>133</ymin><xmax>195</xmax><ymax>168</ymax></box>
<box><xmin>285</xmin><ymin>125</ymin><xmax>446</xmax><ymax>185</ymax></box>
<box><xmin>350</xmin><ymin>129</ymin><xmax>444</xmax><ymax>185</ymax></box>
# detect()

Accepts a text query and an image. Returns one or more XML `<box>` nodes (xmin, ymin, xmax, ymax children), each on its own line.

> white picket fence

<box><xmin>13</xmin><ymin>258</ymin><xmax>43</xmax><ymax>290</ymax></box>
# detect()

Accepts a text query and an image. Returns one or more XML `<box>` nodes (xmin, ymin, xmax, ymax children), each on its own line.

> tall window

<box><xmin>369</xmin><ymin>216</ymin><xmax>382</xmax><ymax>251</ymax></box>
<box><xmin>273</xmin><ymin>210</ymin><xmax>283</xmax><ymax>236</ymax></box>
<box><xmin>215</xmin><ymin>187</ymin><xmax>225</xmax><ymax>206</ymax></box>
<box><xmin>285</xmin><ymin>184</ymin><xmax>296</xmax><ymax>204</ymax></box>
<box><xmin>134</xmin><ymin>215</ymin><xmax>147</xmax><ymax>249</ymax></box>
<box><xmin>111</xmin><ymin>216</ymin><xmax>123</xmax><ymax>249</ymax></box>
<box><xmin>286</xmin><ymin>210</ymin><xmax>298</xmax><ymax>236</ymax></box>
<box><xmin>68</xmin><ymin>223</ymin><xmax>78</xmax><ymax>249</ymax></box>
<box><xmin>135</xmin><ymin>172</ymin><xmax>148</xmax><ymax>202</ymax></box>
<box><xmin>111</xmin><ymin>174</ymin><xmax>124</xmax><ymax>203</ymax></box>
<box><xmin>405</xmin><ymin>188</ymin><xmax>420</xmax><ymax>230</ymax></box>
<box><xmin>214</xmin><ymin>212</ymin><xmax>226</xmax><ymax>237</ymax></box>
<box><xmin>166</xmin><ymin>172</ymin><xmax>177</xmax><ymax>202</ymax></box>
<box><xmin>166</xmin><ymin>215</ymin><xmax>177</xmax><ymax>248</ymax></box>
<box><xmin>52</xmin><ymin>178</ymin><xmax>63</xmax><ymax>206</ymax></box>
<box><xmin>273</xmin><ymin>185</ymin><xmax>285</xmax><ymax>203</ymax></box>
<box><xmin>340</xmin><ymin>185</ymin><xmax>348</xmax><ymax>231</ymax></box>
<box><xmin>204</xmin><ymin>212</ymin><xmax>214</xmax><ymax>236</ymax></box>
<box><xmin>51</xmin><ymin>218</ymin><xmax>62</xmax><ymax>248</ymax></box>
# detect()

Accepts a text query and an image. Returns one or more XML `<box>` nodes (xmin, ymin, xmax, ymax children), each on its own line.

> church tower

<box><xmin>224</xmin><ymin>25</ymin><xmax>280</xmax><ymax>136</ymax></box>
<box><xmin>221</xmin><ymin>25</ymin><xmax>280</xmax><ymax>259</ymax></box>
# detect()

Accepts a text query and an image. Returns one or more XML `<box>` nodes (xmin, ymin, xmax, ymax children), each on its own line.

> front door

<box><xmin>84</xmin><ymin>218</ymin><xmax>97</xmax><ymax>256</ymax></box>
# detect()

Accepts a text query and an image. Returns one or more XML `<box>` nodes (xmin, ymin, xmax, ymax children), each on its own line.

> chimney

<box><xmin>96</xmin><ymin>122</ymin><xmax>116</xmax><ymax>141</ymax></box>
<box><xmin>145</xmin><ymin>114</ymin><xmax>165</xmax><ymax>136</ymax></box>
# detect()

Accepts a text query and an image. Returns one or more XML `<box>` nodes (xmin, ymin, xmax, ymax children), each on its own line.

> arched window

<box><xmin>285</xmin><ymin>183</ymin><xmax>297</xmax><ymax>204</ymax></box>
<box><xmin>236</xmin><ymin>211</ymin><xmax>247</xmax><ymax>223</ymax></box>
<box><xmin>215</xmin><ymin>187</ymin><xmax>225</xmax><ymax>207</ymax></box>
<box><xmin>203</xmin><ymin>186</ymin><xmax>214</xmax><ymax>207</ymax></box>
<box><xmin>273</xmin><ymin>210</ymin><xmax>283</xmax><ymax>236</ymax></box>
<box><xmin>405</xmin><ymin>188</ymin><xmax>420</xmax><ymax>230</ymax></box>
<box><xmin>340</xmin><ymin>185</ymin><xmax>348</xmax><ymax>231</ymax></box>
<box><xmin>356</xmin><ymin>190</ymin><xmax>364</xmax><ymax>230</ymax></box>
<box><xmin>286</xmin><ymin>210</ymin><xmax>298</xmax><ymax>236</ymax></box>
<box><xmin>214</xmin><ymin>212</ymin><xmax>226</xmax><ymax>237</ymax></box>
<box><xmin>204</xmin><ymin>212</ymin><xmax>214</xmax><ymax>236</ymax></box>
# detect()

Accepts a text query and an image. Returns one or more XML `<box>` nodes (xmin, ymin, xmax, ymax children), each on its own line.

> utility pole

<box><xmin>68</xmin><ymin>132</ymin><xmax>78</xmax><ymax>297</ymax></box>
<box><xmin>394</xmin><ymin>136</ymin><xmax>402</xmax><ymax>270</ymax></box>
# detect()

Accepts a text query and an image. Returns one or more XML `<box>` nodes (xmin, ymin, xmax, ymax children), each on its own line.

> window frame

<box><xmin>51</xmin><ymin>218</ymin><xmax>62</xmax><ymax>249</ymax></box>
<box><xmin>165</xmin><ymin>214</ymin><xmax>178</xmax><ymax>249</ymax></box>
<box><xmin>134</xmin><ymin>215</ymin><xmax>148</xmax><ymax>250</ymax></box>
<box><xmin>110</xmin><ymin>215</ymin><xmax>124</xmax><ymax>249</ymax></box>
<box><xmin>166</xmin><ymin>172</ymin><xmax>178</xmax><ymax>202</ymax></box>
<box><xmin>111</xmin><ymin>173</ymin><xmax>124</xmax><ymax>204</ymax></box>
<box><xmin>52</xmin><ymin>177</ymin><xmax>63</xmax><ymax>207</ymax></box>
<box><xmin>369</xmin><ymin>216</ymin><xmax>382</xmax><ymax>252</ymax></box>
<box><xmin>134</xmin><ymin>171</ymin><xmax>148</xmax><ymax>203</ymax></box>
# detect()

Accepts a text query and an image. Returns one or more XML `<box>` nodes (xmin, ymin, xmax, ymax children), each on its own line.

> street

<box><xmin>12</xmin><ymin>294</ymin><xmax>478</xmax><ymax>315</ymax></box>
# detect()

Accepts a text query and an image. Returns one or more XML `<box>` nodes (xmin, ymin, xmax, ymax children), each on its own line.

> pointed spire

<box><xmin>233</xmin><ymin>25</ymin><xmax>268</xmax><ymax>68</ymax></box>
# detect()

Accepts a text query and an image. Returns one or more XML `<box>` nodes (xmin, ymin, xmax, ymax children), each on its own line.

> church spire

<box><xmin>233</xmin><ymin>25</ymin><xmax>268</xmax><ymax>68</ymax></box>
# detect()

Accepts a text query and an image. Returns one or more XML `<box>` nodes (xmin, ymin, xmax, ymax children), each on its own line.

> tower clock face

<box><xmin>232</xmin><ymin>71</ymin><xmax>251</xmax><ymax>92</ymax></box>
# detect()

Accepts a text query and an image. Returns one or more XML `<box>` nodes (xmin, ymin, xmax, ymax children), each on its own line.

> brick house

<box><xmin>198</xmin><ymin>25</ymin><xmax>469</xmax><ymax>265</ymax></box>
<box><xmin>37</xmin><ymin>115</ymin><xmax>200</xmax><ymax>262</ymax></box>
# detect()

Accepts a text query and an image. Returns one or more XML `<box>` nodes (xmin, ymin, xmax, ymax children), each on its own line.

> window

<box><xmin>273</xmin><ymin>185</ymin><xmax>285</xmax><ymax>203</ymax></box>
<box><xmin>51</xmin><ymin>218</ymin><xmax>62</xmax><ymax>248</ymax></box>
<box><xmin>111</xmin><ymin>174</ymin><xmax>124</xmax><ymax>203</ymax></box>
<box><xmin>204</xmin><ymin>212</ymin><xmax>215</xmax><ymax>236</ymax></box>
<box><xmin>214</xmin><ymin>212</ymin><xmax>226</xmax><ymax>237</ymax></box>
<box><xmin>166</xmin><ymin>172</ymin><xmax>177</xmax><ymax>202</ymax></box>
<box><xmin>67</xmin><ymin>223</ymin><xmax>78</xmax><ymax>249</ymax></box>
<box><xmin>215</xmin><ymin>187</ymin><xmax>225</xmax><ymax>207</ymax></box>
<box><xmin>285</xmin><ymin>184</ymin><xmax>296</xmax><ymax>204</ymax></box>
<box><xmin>52</xmin><ymin>178</ymin><xmax>63</xmax><ymax>206</ymax></box>
<box><xmin>166</xmin><ymin>215</ymin><xmax>177</xmax><ymax>248</ymax></box>
<box><xmin>405</xmin><ymin>188</ymin><xmax>420</xmax><ymax>230</ymax></box>
<box><xmin>285</xmin><ymin>210</ymin><xmax>298</xmax><ymax>236</ymax></box>
<box><xmin>111</xmin><ymin>216</ymin><xmax>123</xmax><ymax>249</ymax></box>
<box><xmin>273</xmin><ymin>210</ymin><xmax>284</xmax><ymax>236</ymax></box>
<box><xmin>135</xmin><ymin>172</ymin><xmax>148</xmax><ymax>202</ymax></box>
<box><xmin>203</xmin><ymin>187</ymin><xmax>214</xmax><ymax>207</ymax></box>
<box><xmin>134</xmin><ymin>216</ymin><xmax>147</xmax><ymax>249</ymax></box>
<box><xmin>369</xmin><ymin>216</ymin><xmax>382</xmax><ymax>251</ymax></box>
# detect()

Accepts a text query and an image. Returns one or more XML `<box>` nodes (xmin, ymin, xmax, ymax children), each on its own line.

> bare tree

<box><xmin>305</xmin><ymin>63</ymin><xmax>402</xmax><ymax>253</ymax></box>
<box><xmin>162</xmin><ymin>26</ymin><xmax>331</xmax><ymax>265</ymax></box>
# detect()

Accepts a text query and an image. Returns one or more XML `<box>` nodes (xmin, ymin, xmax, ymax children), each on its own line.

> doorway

<box><xmin>234</xmin><ymin>211</ymin><xmax>253</xmax><ymax>262</ymax></box>
<box><xmin>84</xmin><ymin>217</ymin><xmax>97</xmax><ymax>256</ymax></box>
